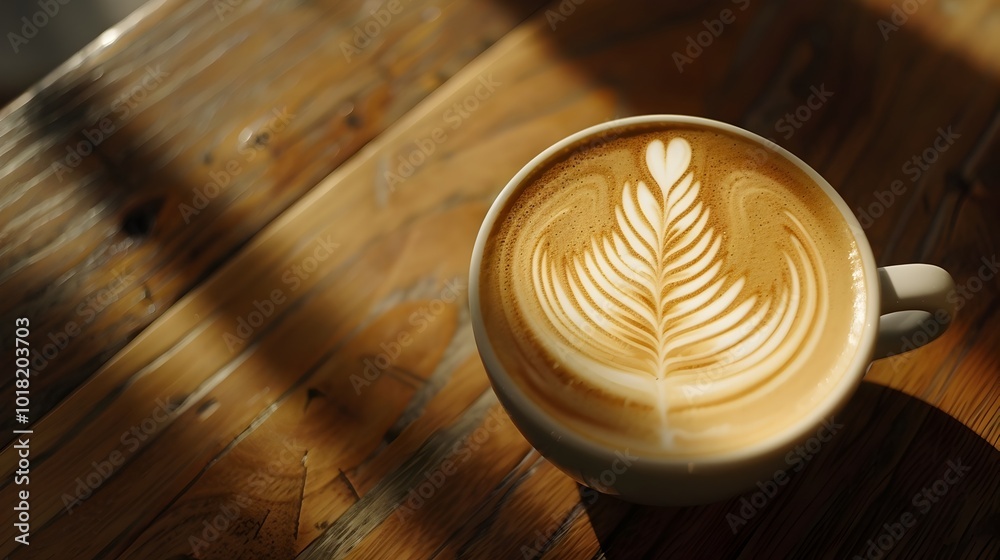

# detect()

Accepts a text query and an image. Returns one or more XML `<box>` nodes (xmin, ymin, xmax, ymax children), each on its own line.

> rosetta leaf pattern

<box><xmin>533</xmin><ymin>138</ymin><xmax>772</xmax><ymax>380</ymax></box>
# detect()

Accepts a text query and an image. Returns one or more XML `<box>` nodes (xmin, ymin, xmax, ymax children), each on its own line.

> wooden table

<box><xmin>1</xmin><ymin>0</ymin><xmax>998</xmax><ymax>558</ymax></box>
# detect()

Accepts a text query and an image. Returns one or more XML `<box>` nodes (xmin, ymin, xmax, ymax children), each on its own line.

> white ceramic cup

<box><xmin>469</xmin><ymin>115</ymin><xmax>957</xmax><ymax>506</ymax></box>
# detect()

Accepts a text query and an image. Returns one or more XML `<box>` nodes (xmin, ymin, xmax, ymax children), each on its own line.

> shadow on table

<box><xmin>2</xmin><ymin>0</ymin><xmax>999</xmax><ymax>556</ymax></box>
<box><xmin>463</xmin><ymin>0</ymin><xmax>1000</xmax><ymax>555</ymax></box>
<box><xmin>578</xmin><ymin>381</ymin><xmax>1000</xmax><ymax>559</ymax></box>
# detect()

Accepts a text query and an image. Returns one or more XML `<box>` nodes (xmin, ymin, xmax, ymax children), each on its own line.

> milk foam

<box><xmin>480</xmin><ymin>126</ymin><xmax>866</xmax><ymax>457</ymax></box>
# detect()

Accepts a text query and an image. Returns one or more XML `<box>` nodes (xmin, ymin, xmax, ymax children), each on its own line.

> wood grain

<box><xmin>0</xmin><ymin>0</ymin><xmax>997</xmax><ymax>558</ymax></box>
<box><xmin>0</xmin><ymin>0</ymin><xmax>547</xmax><ymax>443</ymax></box>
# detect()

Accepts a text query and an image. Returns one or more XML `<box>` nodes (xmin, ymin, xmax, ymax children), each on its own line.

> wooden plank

<box><xmin>0</xmin><ymin>0</ymin><xmax>997</xmax><ymax>557</ymax></box>
<box><xmin>0</xmin><ymin>0</ymin><xmax>549</xmax><ymax>443</ymax></box>
<box><xmin>540</xmin><ymin>383</ymin><xmax>997</xmax><ymax>560</ymax></box>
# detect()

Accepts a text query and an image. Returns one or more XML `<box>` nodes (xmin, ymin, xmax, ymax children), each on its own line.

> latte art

<box><xmin>480</xmin><ymin>125</ymin><xmax>866</xmax><ymax>456</ymax></box>
<box><xmin>529</xmin><ymin>138</ymin><xmax>825</xmax><ymax>390</ymax></box>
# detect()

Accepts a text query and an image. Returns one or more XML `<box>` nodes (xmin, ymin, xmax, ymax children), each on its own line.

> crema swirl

<box><xmin>479</xmin><ymin>124</ymin><xmax>867</xmax><ymax>457</ymax></box>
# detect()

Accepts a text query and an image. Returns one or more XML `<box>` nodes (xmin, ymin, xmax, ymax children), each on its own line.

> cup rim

<box><xmin>468</xmin><ymin>114</ymin><xmax>879</xmax><ymax>466</ymax></box>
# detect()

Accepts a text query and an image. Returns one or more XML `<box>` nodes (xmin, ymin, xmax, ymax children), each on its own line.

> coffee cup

<box><xmin>469</xmin><ymin>115</ymin><xmax>957</xmax><ymax>506</ymax></box>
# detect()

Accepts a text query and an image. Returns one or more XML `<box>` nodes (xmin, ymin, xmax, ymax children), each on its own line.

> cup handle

<box><xmin>873</xmin><ymin>264</ymin><xmax>957</xmax><ymax>360</ymax></box>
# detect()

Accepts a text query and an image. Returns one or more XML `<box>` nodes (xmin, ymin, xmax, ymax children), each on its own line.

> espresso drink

<box><xmin>478</xmin><ymin>123</ymin><xmax>867</xmax><ymax>457</ymax></box>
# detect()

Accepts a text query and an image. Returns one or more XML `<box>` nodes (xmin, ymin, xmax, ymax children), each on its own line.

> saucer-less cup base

<box><xmin>469</xmin><ymin>115</ymin><xmax>957</xmax><ymax>506</ymax></box>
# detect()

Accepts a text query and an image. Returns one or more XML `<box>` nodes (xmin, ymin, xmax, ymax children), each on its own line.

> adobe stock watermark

<box><xmin>178</xmin><ymin>106</ymin><xmax>294</xmax><ymax>223</ymax></box>
<box><xmin>743</xmin><ymin>83</ymin><xmax>834</xmax><ymax>168</ymax></box>
<box><xmin>855</xmin><ymin>126</ymin><xmax>959</xmax><ymax>229</ymax></box>
<box><xmin>877</xmin><ymin>0</ymin><xmax>930</xmax><ymax>41</ymax></box>
<box><xmin>212</xmin><ymin>0</ymin><xmax>248</xmax><ymax>21</ymax></box>
<box><xmin>395</xmin><ymin>406</ymin><xmax>506</xmax><ymax>520</ymax></box>
<box><xmin>672</xmin><ymin>0</ymin><xmax>751</xmax><ymax>73</ymax></box>
<box><xmin>579</xmin><ymin>449</ymin><xmax>638</xmax><ymax>496</ymax></box>
<box><xmin>188</xmin><ymin>438</ymin><xmax>303</xmax><ymax>558</ymax></box>
<box><xmin>521</xmin><ymin>448</ymin><xmax>637</xmax><ymax>558</ymax></box>
<box><xmin>49</xmin><ymin>65</ymin><xmax>169</xmax><ymax>182</ymax></box>
<box><xmin>544</xmin><ymin>0</ymin><xmax>587</xmax><ymax>30</ymax></box>
<box><xmin>852</xmin><ymin>458</ymin><xmax>970</xmax><ymax>559</ymax></box>
<box><xmin>61</xmin><ymin>397</ymin><xmax>179</xmax><ymax>513</ymax></box>
<box><xmin>222</xmin><ymin>234</ymin><xmax>340</xmax><ymax>351</ymax></box>
<box><xmin>350</xmin><ymin>278</ymin><xmax>465</xmax><ymax>394</ymax></box>
<box><xmin>726</xmin><ymin>417</ymin><xmax>843</xmax><ymax>533</ymax></box>
<box><xmin>889</xmin><ymin>254</ymin><xmax>997</xmax><ymax>371</ymax></box>
<box><xmin>7</xmin><ymin>0</ymin><xmax>74</xmax><ymax>54</ymax></box>
<box><xmin>520</xmin><ymin>511</ymin><xmax>574</xmax><ymax>559</ymax></box>
<box><xmin>383</xmin><ymin>73</ymin><xmax>500</xmax><ymax>193</ymax></box>
<box><xmin>773</xmin><ymin>84</ymin><xmax>834</xmax><ymax>139</ymax></box>
<box><xmin>339</xmin><ymin>0</ymin><xmax>409</xmax><ymax>61</ymax></box>
<box><xmin>28</xmin><ymin>268</ymin><xmax>133</xmax><ymax>375</ymax></box>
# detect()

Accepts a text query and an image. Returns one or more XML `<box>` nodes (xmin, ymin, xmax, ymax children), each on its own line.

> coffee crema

<box><xmin>479</xmin><ymin>124</ymin><xmax>867</xmax><ymax>457</ymax></box>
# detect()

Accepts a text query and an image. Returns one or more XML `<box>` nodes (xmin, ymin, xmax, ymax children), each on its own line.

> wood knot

<box><xmin>122</xmin><ymin>198</ymin><xmax>164</xmax><ymax>238</ymax></box>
